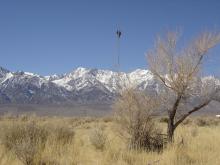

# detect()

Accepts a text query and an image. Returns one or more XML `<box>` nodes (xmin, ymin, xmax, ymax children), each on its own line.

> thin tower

<box><xmin>115</xmin><ymin>29</ymin><xmax>123</xmax><ymax>93</ymax></box>
<box><xmin>116</xmin><ymin>29</ymin><xmax>122</xmax><ymax>72</ymax></box>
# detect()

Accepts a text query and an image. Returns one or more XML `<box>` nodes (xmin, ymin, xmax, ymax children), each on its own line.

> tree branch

<box><xmin>188</xmin><ymin>55</ymin><xmax>203</xmax><ymax>79</ymax></box>
<box><xmin>152</xmin><ymin>71</ymin><xmax>175</xmax><ymax>91</ymax></box>
<box><xmin>174</xmin><ymin>100</ymin><xmax>211</xmax><ymax>128</ymax></box>
<box><xmin>169</xmin><ymin>94</ymin><xmax>182</xmax><ymax>120</ymax></box>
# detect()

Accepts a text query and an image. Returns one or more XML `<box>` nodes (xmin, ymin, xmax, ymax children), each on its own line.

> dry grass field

<box><xmin>0</xmin><ymin>114</ymin><xmax>219</xmax><ymax>165</ymax></box>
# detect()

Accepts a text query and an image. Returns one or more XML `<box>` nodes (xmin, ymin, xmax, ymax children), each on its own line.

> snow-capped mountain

<box><xmin>0</xmin><ymin>66</ymin><xmax>158</xmax><ymax>104</ymax></box>
<box><xmin>0</xmin><ymin>66</ymin><xmax>219</xmax><ymax>105</ymax></box>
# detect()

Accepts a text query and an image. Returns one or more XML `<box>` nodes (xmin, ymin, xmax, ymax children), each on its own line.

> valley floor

<box><xmin>0</xmin><ymin>114</ymin><xmax>219</xmax><ymax>165</ymax></box>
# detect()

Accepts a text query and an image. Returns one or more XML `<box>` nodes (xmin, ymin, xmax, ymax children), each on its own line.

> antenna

<box><xmin>116</xmin><ymin>29</ymin><xmax>122</xmax><ymax>72</ymax></box>
<box><xmin>115</xmin><ymin>28</ymin><xmax>124</xmax><ymax>94</ymax></box>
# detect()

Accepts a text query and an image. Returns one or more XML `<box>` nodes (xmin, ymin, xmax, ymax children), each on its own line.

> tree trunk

<box><xmin>167</xmin><ymin>116</ymin><xmax>175</xmax><ymax>142</ymax></box>
<box><xmin>166</xmin><ymin>94</ymin><xmax>182</xmax><ymax>142</ymax></box>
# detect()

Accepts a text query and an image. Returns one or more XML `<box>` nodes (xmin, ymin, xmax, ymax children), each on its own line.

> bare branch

<box><xmin>174</xmin><ymin>100</ymin><xmax>211</xmax><ymax>128</ymax></box>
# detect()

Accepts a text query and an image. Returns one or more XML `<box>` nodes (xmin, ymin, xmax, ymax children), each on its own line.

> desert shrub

<box><xmin>1</xmin><ymin>121</ymin><xmax>49</xmax><ymax>165</ymax></box>
<box><xmin>68</xmin><ymin>117</ymin><xmax>80</xmax><ymax>126</ymax></box>
<box><xmin>70</xmin><ymin>117</ymin><xmax>98</xmax><ymax>128</ymax></box>
<box><xmin>2</xmin><ymin>112</ymin><xmax>17</xmax><ymax>120</ymax></box>
<box><xmin>182</xmin><ymin>118</ymin><xmax>192</xmax><ymax>125</ymax></box>
<box><xmin>195</xmin><ymin>117</ymin><xmax>220</xmax><ymax>127</ymax></box>
<box><xmin>211</xmin><ymin>119</ymin><xmax>220</xmax><ymax>126</ymax></box>
<box><xmin>196</xmin><ymin>118</ymin><xmax>209</xmax><ymax>127</ymax></box>
<box><xmin>102</xmin><ymin>116</ymin><xmax>113</xmax><ymax>123</ymax></box>
<box><xmin>19</xmin><ymin>114</ymin><xmax>29</xmax><ymax>122</ymax></box>
<box><xmin>51</xmin><ymin>125</ymin><xmax>75</xmax><ymax>145</ymax></box>
<box><xmin>159</xmin><ymin>117</ymin><xmax>169</xmax><ymax>123</ymax></box>
<box><xmin>89</xmin><ymin>125</ymin><xmax>107</xmax><ymax>150</ymax></box>
<box><xmin>18</xmin><ymin>113</ymin><xmax>37</xmax><ymax>122</ymax></box>
<box><xmin>114</xmin><ymin>89</ymin><xmax>166</xmax><ymax>152</ymax></box>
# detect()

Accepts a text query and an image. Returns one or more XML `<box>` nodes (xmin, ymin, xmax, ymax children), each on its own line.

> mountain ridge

<box><xmin>0</xmin><ymin>66</ymin><xmax>219</xmax><ymax>105</ymax></box>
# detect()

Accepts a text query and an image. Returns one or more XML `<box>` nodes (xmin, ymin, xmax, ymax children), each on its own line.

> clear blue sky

<box><xmin>0</xmin><ymin>0</ymin><xmax>220</xmax><ymax>76</ymax></box>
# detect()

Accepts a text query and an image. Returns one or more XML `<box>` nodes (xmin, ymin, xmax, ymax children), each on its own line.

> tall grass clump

<box><xmin>55</xmin><ymin>126</ymin><xmax>75</xmax><ymax>144</ymax></box>
<box><xmin>1</xmin><ymin>121</ymin><xmax>49</xmax><ymax>165</ymax></box>
<box><xmin>49</xmin><ymin>125</ymin><xmax>75</xmax><ymax>145</ymax></box>
<box><xmin>195</xmin><ymin>117</ymin><xmax>220</xmax><ymax>127</ymax></box>
<box><xmin>114</xmin><ymin>89</ymin><xmax>166</xmax><ymax>152</ymax></box>
<box><xmin>89</xmin><ymin>125</ymin><xmax>107</xmax><ymax>150</ymax></box>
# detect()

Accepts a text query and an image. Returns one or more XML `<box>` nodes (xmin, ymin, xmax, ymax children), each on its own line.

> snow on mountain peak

<box><xmin>202</xmin><ymin>76</ymin><xmax>220</xmax><ymax>86</ymax></box>
<box><xmin>71</xmin><ymin>67</ymin><xmax>90</xmax><ymax>77</ymax></box>
<box><xmin>1</xmin><ymin>72</ymin><xmax>14</xmax><ymax>84</ymax></box>
<box><xmin>0</xmin><ymin>66</ymin><xmax>219</xmax><ymax>104</ymax></box>
<box><xmin>49</xmin><ymin>67</ymin><xmax>154</xmax><ymax>93</ymax></box>
<box><xmin>24</xmin><ymin>72</ymin><xmax>41</xmax><ymax>77</ymax></box>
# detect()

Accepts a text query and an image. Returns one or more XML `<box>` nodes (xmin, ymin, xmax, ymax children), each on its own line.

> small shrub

<box><xmin>1</xmin><ymin>122</ymin><xmax>49</xmax><ymax>165</ymax></box>
<box><xmin>182</xmin><ymin>118</ymin><xmax>192</xmax><ymax>125</ymax></box>
<box><xmin>196</xmin><ymin>117</ymin><xmax>220</xmax><ymax>127</ymax></box>
<box><xmin>159</xmin><ymin>117</ymin><xmax>169</xmax><ymax>123</ymax></box>
<box><xmin>114</xmin><ymin>89</ymin><xmax>166</xmax><ymax>152</ymax></box>
<box><xmin>196</xmin><ymin>118</ymin><xmax>209</xmax><ymax>127</ymax></box>
<box><xmin>102</xmin><ymin>116</ymin><xmax>113</xmax><ymax>123</ymax></box>
<box><xmin>18</xmin><ymin>113</ymin><xmax>37</xmax><ymax>122</ymax></box>
<box><xmin>2</xmin><ymin>113</ymin><xmax>17</xmax><ymax>120</ymax></box>
<box><xmin>51</xmin><ymin>126</ymin><xmax>75</xmax><ymax>145</ymax></box>
<box><xmin>19</xmin><ymin>114</ymin><xmax>29</xmax><ymax>122</ymax></box>
<box><xmin>89</xmin><ymin>125</ymin><xmax>107</xmax><ymax>150</ymax></box>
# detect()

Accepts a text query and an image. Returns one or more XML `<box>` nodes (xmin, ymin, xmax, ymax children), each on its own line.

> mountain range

<box><xmin>0</xmin><ymin>66</ymin><xmax>219</xmax><ymax>106</ymax></box>
<box><xmin>0</xmin><ymin>66</ymin><xmax>158</xmax><ymax>105</ymax></box>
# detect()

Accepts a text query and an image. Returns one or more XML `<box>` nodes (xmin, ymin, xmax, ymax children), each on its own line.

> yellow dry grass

<box><xmin>0</xmin><ymin>114</ymin><xmax>219</xmax><ymax>165</ymax></box>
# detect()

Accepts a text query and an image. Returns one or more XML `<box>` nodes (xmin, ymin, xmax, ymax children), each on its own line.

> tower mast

<box><xmin>115</xmin><ymin>29</ymin><xmax>123</xmax><ymax>93</ymax></box>
<box><xmin>116</xmin><ymin>29</ymin><xmax>122</xmax><ymax>72</ymax></box>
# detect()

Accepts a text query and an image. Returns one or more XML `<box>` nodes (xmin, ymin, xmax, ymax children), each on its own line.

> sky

<box><xmin>0</xmin><ymin>0</ymin><xmax>220</xmax><ymax>76</ymax></box>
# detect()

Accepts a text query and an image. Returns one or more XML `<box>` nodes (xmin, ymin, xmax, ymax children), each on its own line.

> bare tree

<box><xmin>147</xmin><ymin>31</ymin><xmax>220</xmax><ymax>142</ymax></box>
